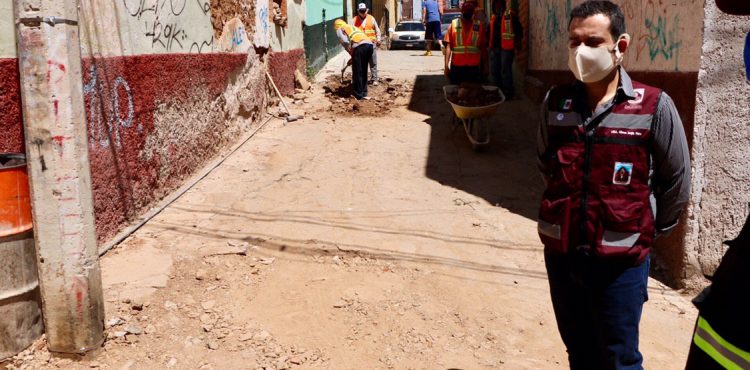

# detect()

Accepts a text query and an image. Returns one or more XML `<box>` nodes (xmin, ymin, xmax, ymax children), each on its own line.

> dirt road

<box><xmin>7</xmin><ymin>50</ymin><xmax>697</xmax><ymax>369</ymax></box>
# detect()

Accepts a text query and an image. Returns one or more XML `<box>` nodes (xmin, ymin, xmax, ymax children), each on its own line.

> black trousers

<box><xmin>352</xmin><ymin>43</ymin><xmax>373</xmax><ymax>99</ymax></box>
<box><xmin>449</xmin><ymin>64</ymin><xmax>482</xmax><ymax>85</ymax></box>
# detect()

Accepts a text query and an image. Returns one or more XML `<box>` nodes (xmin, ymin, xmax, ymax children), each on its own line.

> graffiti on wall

<box><xmin>217</xmin><ymin>18</ymin><xmax>252</xmax><ymax>52</ymax></box>
<box><xmin>529</xmin><ymin>0</ymin><xmax>701</xmax><ymax>72</ymax></box>
<box><xmin>254</xmin><ymin>0</ymin><xmax>270</xmax><ymax>48</ymax></box>
<box><xmin>82</xmin><ymin>65</ymin><xmax>140</xmax><ymax>149</ymax></box>
<box><xmin>118</xmin><ymin>0</ymin><xmax>215</xmax><ymax>54</ymax></box>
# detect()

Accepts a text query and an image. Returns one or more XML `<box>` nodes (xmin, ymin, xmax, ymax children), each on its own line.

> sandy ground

<box><xmin>5</xmin><ymin>50</ymin><xmax>697</xmax><ymax>370</ymax></box>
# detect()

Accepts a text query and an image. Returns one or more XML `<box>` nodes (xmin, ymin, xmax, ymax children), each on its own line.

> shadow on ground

<box><xmin>408</xmin><ymin>74</ymin><xmax>544</xmax><ymax>221</ymax></box>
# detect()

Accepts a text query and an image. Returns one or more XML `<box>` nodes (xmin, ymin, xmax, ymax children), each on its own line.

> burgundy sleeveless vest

<box><xmin>538</xmin><ymin>81</ymin><xmax>661</xmax><ymax>264</ymax></box>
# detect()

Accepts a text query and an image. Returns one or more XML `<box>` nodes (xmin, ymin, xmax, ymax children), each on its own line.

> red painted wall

<box><xmin>0</xmin><ymin>58</ymin><xmax>24</xmax><ymax>153</ymax></box>
<box><xmin>81</xmin><ymin>53</ymin><xmax>248</xmax><ymax>241</ymax></box>
<box><xmin>269</xmin><ymin>49</ymin><xmax>305</xmax><ymax>96</ymax></box>
<box><xmin>2</xmin><ymin>53</ymin><xmax>250</xmax><ymax>242</ymax></box>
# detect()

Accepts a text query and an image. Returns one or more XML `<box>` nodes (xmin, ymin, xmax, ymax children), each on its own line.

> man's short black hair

<box><xmin>569</xmin><ymin>1</ymin><xmax>626</xmax><ymax>40</ymax></box>
<box><xmin>492</xmin><ymin>0</ymin><xmax>506</xmax><ymax>13</ymax></box>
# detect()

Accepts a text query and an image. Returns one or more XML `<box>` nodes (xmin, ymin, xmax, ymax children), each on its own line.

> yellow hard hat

<box><xmin>334</xmin><ymin>19</ymin><xmax>347</xmax><ymax>30</ymax></box>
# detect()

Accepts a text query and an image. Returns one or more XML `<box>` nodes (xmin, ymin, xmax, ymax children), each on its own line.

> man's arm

<box><xmin>537</xmin><ymin>90</ymin><xmax>551</xmax><ymax>175</ymax></box>
<box><xmin>513</xmin><ymin>14</ymin><xmax>523</xmax><ymax>49</ymax></box>
<box><xmin>373</xmin><ymin>16</ymin><xmax>382</xmax><ymax>41</ymax></box>
<box><xmin>337</xmin><ymin>28</ymin><xmax>352</xmax><ymax>54</ymax></box>
<box><xmin>443</xmin><ymin>26</ymin><xmax>452</xmax><ymax>75</ymax></box>
<box><xmin>422</xmin><ymin>4</ymin><xmax>427</xmax><ymax>23</ymax></box>
<box><xmin>651</xmin><ymin>92</ymin><xmax>691</xmax><ymax>233</ymax></box>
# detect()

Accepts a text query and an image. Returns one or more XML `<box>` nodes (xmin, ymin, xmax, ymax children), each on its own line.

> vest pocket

<box><xmin>547</xmin><ymin>146</ymin><xmax>584</xmax><ymax>191</ymax></box>
<box><xmin>538</xmin><ymin>196</ymin><xmax>571</xmax><ymax>254</ymax></box>
<box><xmin>594</xmin><ymin>185</ymin><xmax>646</xmax><ymax>257</ymax></box>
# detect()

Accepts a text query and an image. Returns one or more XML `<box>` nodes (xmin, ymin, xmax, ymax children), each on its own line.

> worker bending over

<box><xmin>335</xmin><ymin>19</ymin><xmax>374</xmax><ymax>100</ymax></box>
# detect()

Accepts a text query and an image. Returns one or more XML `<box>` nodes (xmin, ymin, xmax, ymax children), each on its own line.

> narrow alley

<box><xmin>6</xmin><ymin>50</ymin><xmax>697</xmax><ymax>369</ymax></box>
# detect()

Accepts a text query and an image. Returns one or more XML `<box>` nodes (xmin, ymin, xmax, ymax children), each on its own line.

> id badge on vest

<box><xmin>612</xmin><ymin>162</ymin><xmax>633</xmax><ymax>186</ymax></box>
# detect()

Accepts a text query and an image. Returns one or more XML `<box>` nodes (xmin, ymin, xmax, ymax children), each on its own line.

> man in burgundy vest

<box><xmin>536</xmin><ymin>1</ymin><xmax>691</xmax><ymax>369</ymax></box>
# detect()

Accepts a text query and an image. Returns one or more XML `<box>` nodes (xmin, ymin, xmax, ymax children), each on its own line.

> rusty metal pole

<box><xmin>13</xmin><ymin>0</ymin><xmax>105</xmax><ymax>353</ymax></box>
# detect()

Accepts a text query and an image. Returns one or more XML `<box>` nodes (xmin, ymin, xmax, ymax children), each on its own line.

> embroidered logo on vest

<box><xmin>625</xmin><ymin>88</ymin><xmax>645</xmax><ymax>110</ymax></box>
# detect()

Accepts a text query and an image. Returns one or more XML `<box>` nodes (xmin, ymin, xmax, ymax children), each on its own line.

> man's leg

<box><xmin>592</xmin><ymin>256</ymin><xmax>650</xmax><ymax>370</ymax></box>
<box><xmin>545</xmin><ymin>252</ymin><xmax>599</xmax><ymax>370</ymax></box>
<box><xmin>489</xmin><ymin>48</ymin><xmax>502</xmax><ymax>88</ymax></box>
<box><xmin>370</xmin><ymin>48</ymin><xmax>378</xmax><ymax>83</ymax></box>
<box><xmin>500</xmin><ymin>49</ymin><xmax>515</xmax><ymax>99</ymax></box>
<box><xmin>352</xmin><ymin>47</ymin><xmax>365</xmax><ymax>99</ymax></box>
<box><xmin>449</xmin><ymin>65</ymin><xmax>463</xmax><ymax>85</ymax></box>
<box><xmin>467</xmin><ymin>66</ymin><xmax>483</xmax><ymax>84</ymax></box>
<box><xmin>360</xmin><ymin>44</ymin><xmax>373</xmax><ymax>97</ymax></box>
<box><xmin>424</xmin><ymin>24</ymin><xmax>434</xmax><ymax>56</ymax></box>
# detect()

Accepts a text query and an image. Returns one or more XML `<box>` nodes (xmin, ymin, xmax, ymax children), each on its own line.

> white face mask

<box><xmin>568</xmin><ymin>34</ymin><xmax>629</xmax><ymax>83</ymax></box>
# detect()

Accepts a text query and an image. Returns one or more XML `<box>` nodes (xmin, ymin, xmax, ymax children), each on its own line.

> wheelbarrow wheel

<box><xmin>469</xmin><ymin>118</ymin><xmax>489</xmax><ymax>151</ymax></box>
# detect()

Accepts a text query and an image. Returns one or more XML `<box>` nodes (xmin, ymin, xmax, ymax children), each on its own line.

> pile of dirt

<box><xmin>321</xmin><ymin>76</ymin><xmax>411</xmax><ymax>117</ymax></box>
<box><xmin>447</xmin><ymin>84</ymin><xmax>503</xmax><ymax>107</ymax></box>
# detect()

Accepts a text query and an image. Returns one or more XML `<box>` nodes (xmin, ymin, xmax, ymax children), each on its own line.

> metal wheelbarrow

<box><xmin>443</xmin><ymin>85</ymin><xmax>505</xmax><ymax>151</ymax></box>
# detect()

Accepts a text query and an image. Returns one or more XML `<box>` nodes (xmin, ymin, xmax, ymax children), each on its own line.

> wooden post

<box><xmin>13</xmin><ymin>0</ymin><xmax>105</xmax><ymax>353</ymax></box>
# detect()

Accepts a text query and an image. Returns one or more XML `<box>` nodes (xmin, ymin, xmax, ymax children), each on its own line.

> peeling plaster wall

<box><xmin>270</xmin><ymin>0</ymin><xmax>304</xmax><ymax>52</ymax></box>
<box><xmin>1</xmin><ymin>0</ymin><xmax>271</xmax><ymax>244</ymax></box>
<box><xmin>268</xmin><ymin>0</ymin><xmax>306</xmax><ymax>96</ymax></box>
<box><xmin>78</xmin><ymin>0</ymin><xmax>267</xmax><ymax>243</ymax></box>
<box><xmin>684</xmin><ymin>2</ymin><xmax>750</xmax><ymax>284</ymax></box>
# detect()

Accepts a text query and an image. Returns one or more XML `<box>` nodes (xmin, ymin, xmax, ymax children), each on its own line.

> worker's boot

<box><xmin>424</xmin><ymin>50</ymin><xmax>432</xmax><ymax>56</ymax></box>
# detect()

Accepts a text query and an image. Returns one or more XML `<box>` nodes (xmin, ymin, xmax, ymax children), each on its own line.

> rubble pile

<box><xmin>321</xmin><ymin>76</ymin><xmax>411</xmax><ymax>117</ymax></box>
<box><xmin>447</xmin><ymin>84</ymin><xmax>503</xmax><ymax>107</ymax></box>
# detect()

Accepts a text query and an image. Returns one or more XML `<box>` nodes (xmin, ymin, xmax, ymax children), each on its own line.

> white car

<box><xmin>387</xmin><ymin>20</ymin><xmax>425</xmax><ymax>50</ymax></box>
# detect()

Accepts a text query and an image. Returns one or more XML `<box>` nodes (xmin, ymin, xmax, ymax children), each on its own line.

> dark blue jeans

<box><xmin>352</xmin><ymin>43</ymin><xmax>373</xmax><ymax>99</ymax></box>
<box><xmin>545</xmin><ymin>252</ymin><xmax>650</xmax><ymax>370</ymax></box>
<box><xmin>489</xmin><ymin>48</ymin><xmax>515</xmax><ymax>98</ymax></box>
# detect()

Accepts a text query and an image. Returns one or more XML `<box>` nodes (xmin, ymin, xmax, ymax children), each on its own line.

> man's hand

<box><xmin>444</xmin><ymin>65</ymin><xmax>450</xmax><ymax>77</ymax></box>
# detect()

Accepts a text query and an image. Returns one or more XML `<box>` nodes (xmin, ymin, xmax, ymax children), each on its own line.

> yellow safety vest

<box><xmin>693</xmin><ymin>316</ymin><xmax>750</xmax><ymax>369</ymax></box>
<box><xmin>341</xmin><ymin>23</ymin><xmax>368</xmax><ymax>44</ymax></box>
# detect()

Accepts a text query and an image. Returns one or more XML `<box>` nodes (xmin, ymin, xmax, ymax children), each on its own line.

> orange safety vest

<box><xmin>341</xmin><ymin>23</ymin><xmax>369</xmax><ymax>44</ymax></box>
<box><xmin>489</xmin><ymin>10</ymin><xmax>515</xmax><ymax>50</ymax></box>
<box><xmin>353</xmin><ymin>14</ymin><xmax>378</xmax><ymax>41</ymax></box>
<box><xmin>448</xmin><ymin>18</ymin><xmax>483</xmax><ymax>67</ymax></box>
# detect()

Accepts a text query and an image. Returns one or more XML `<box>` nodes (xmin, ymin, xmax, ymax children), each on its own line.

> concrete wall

<box><xmin>304</xmin><ymin>0</ymin><xmax>345</xmax><ymax>72</ymax></box>
<box><xmin>525</xmin><ymin>0</ymin><xmax>706</xmax><ymax>286</ymax></box>
<box><xmin>684</xmin><ymin>2</ymin><xmax>750</xmax><ymax>284</ymax></box>
<box><xmin>0</xmin><ymin>0</ymin><xmax>284</xmax><ymax>244</ymax></box>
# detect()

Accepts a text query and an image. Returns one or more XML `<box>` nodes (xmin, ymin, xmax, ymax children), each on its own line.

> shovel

<box><xmin>341</xmin><ymin>58</ymin><xmax>353</xmax><ymax>83</ymax></box>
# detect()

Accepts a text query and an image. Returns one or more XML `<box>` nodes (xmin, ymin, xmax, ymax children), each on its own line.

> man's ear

<box><xmin>617</xmin><ymin>33</ymin><xmax>631</xmax><ymax>53</ymax></box>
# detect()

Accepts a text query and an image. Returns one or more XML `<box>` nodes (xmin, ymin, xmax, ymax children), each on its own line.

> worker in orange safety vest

<box><xmin>443</xmin><ymin>1</ymin><xmax>486</xmax><ymax>85</ymax></box>
<box><xmin>353</xmin><ymin>3</ymin><xmax>381</xmax><ymax>85</ymax></box>
<box><xmin>487</xmin><ymin>0</ymin><xmax>523</xmax><ymax>99</ymax></box>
